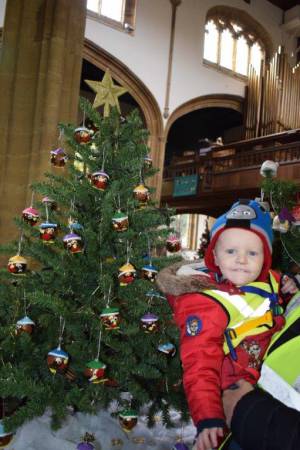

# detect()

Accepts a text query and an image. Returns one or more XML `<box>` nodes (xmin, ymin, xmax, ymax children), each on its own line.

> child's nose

<box><xmin>236</xmin><ymin>252</ymin><xmax>247</xmax><ymax>263</ymax></box>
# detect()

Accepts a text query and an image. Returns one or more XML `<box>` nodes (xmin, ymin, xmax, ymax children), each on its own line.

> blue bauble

<box><xmin>172</xmin><ymin>443</ymin><xmax>189</xmax><ymax>450</ymax></box>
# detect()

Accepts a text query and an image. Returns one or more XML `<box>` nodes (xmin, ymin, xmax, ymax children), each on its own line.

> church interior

<box><xmin>1</xmin><ymin>0</ymin><xmax>300</xmax><ymax>251</ymax></box>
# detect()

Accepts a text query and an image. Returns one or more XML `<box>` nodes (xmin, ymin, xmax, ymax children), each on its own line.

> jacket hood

<box><xmin>155</xmin><ymin>260</ymin><xmax>218</xmax><ymax>296</ymax></box>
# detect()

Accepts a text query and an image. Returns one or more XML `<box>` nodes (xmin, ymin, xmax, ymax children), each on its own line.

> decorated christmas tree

<box><xmin>259</xmin><ymin>160</ymin><xmax>300</xmax><ymax>274</ymax></box>
<box><xmin>0</xmin><ymin>71</ymin><xmax>187</xmax><ymax>440</ymax></box>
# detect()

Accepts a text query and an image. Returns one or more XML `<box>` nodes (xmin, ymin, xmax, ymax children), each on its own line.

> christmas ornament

<box><xmin>172</xmin><ymin>442</ymin><xmax>190</xmax><ymax>450</ymax></box>
<box><xmin>7</xmin><ymin>255</ymin><xmax>27</xmax><ymax>275</ymax></box>
<box><xmin>90</xmin><ymin>171</ymin><xmax>109</xmax><ymax>191</ymax></box>
<box><xmin>118</xmin><ymin>262</ymin><xmax>136</xmax><ymax>286</ymax></box>
<box><xmin>0</xmin><ymin>420</ymin><xmax>13</xmax><ymax>448</ymax></box>
<box><xmin>272</xmin><ymin>208</ymin><xmax>294</xmax><ymax>233</ymax></box>
<box><xmin>63</xmin><ymin>232</ymin><xmax>83</xmax><ymax>253</ymax></box>
<box><xmin>157</xmin><ymin>342</ymin><xmax>176</xmax><ymax>357</ymax></box>
<box><xmin>133</xmin><ymin>183</ymin><xmax>150</xmax><ymax>205</ymax></box>
<box><xmin>16</xmin><ymin>316</ymin><xmax>35</xmax><ymax>335</ymax></box>
<box><xmin>84</xmin><ymin>359</ymin><xmax>107</xmax><ymax>384</ymax></box>
<box><xmin>166</xmin><ymin>234</ymin><xmax>181</xmax><ymax>253</ymax></box>
<box><xmin>140</xmin><ymin>312</ymin><xmax>159</xmax><ymax>333</ymax></box>
<box><xmin>39</xmin><ymin>222</ymin><xmax>58</xmax><ymax>243</ymax></box>
<box><xmin>68</xmin><ymin>217</ymin><xmax>83</xmax><ymax>232</ymax></box>
<box><xmin>118</xmin><ymin>409</ymin><xmax>138</xmax><ymax>432</ymax></box>
<box><xmin>100</xmin><ymin>307</ymin><xmax>120</xmax><ymax>330</ymax></box>
<box><xmin>85</xmin><ymin>69</ymin><xmax>127</xmax><ymax>117</ymax></box>
<box><xmin>22</xmin><ymin>206</ymin><xmax>39</xmax><ymax>226</ymax></box>
<box><xmin>141</xmin><ymin>264</ymin><xmax>158</xmax><ymax>282</ymax></box>
<box><xmin>74</xmin><ymin>126</ymin><xmax>92</xmax><ymax>145</ymax></box>
<box><xmin>50</xmin><ymin>147</ymin><xmax>67</xmax><ymax>167</ymax></box>
<box><xmin>42</xmin><ymin>196</ymin><xmax>57</xmax><ymax>211</ymax></box>
<box><xmin>260</xmin><ymin>160</ymin><xmax>279</xmax><ymax>178</ymax></box>
<box><xmin>144</xmin><ymin>154</ymin><xmax>153</xmax><ymax>169</ymax></box>
<box><xmin>112</xmin><ymin>210</ymin><xmax>129</xmax><ymax>232</ymax></box>
<box><xmin>77</xmin><ymin>432</ymin><xmax>95</xmax><ymax>450</ymax></box>
<box><xmin>47</xmin><ymin>347</ymin><xmax>69</xmax><ymax>374</ymax></box>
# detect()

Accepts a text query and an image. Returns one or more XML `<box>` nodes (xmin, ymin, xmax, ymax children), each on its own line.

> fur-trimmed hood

<box><xmin>155</xmin><ymin>260</ymin><xmax>218</xmax><ymax>297</ymax></box>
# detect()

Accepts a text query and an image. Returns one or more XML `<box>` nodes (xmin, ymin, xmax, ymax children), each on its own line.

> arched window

<box><xmin>203</xmin><ymin>14</ymin><xmax>265</xmax><ymax>76</ymax></box>
<box><xmin>87</xmin><ymin>0</ymin><xmax>136</xmax><ymax>33</ymax></box>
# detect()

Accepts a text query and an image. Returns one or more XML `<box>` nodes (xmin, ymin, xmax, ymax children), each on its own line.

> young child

<box><xmin>156</xmin><ymin>199</ymin><xmax>298</xmax><ymax>450</ymax></box>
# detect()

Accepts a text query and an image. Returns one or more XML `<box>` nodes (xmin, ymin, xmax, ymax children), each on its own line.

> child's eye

<box><xmin>226</xmin><ymin>249</ymin><xmax>235</xmax><ymax>254</ymax></box>
<box><xmin>248</xmin><ymin>251</ymin><xmax>257</xmax><ymax>256</ymax></box>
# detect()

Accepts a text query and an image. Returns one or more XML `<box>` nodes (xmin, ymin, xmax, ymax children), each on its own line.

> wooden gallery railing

<box><xmin>245</xmin><ymin>48</ymin><xmax>300</xmax><ymax>139</ymax></box>
<box><xmin>163</xmin><ymin>132</ymin><xmax>300</xmax><ymax>196</ymax></box>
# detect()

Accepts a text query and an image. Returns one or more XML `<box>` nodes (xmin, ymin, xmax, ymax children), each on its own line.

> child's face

<box><xmin>213</xmin><ymin>228</ymin><xmax>264</xmax><ymax>286</ymax></box>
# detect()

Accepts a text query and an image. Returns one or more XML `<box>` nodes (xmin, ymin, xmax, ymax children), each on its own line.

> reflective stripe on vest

<box><xmin>203</xmin><ymin>271</ymin><xmax>279</xmax><ymax>355</ymax></box>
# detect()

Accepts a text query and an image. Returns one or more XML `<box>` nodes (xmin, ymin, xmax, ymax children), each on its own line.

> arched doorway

<box><xmin>83</xmin><ymin>39</ymin><xmax>164</xmax><ymax>198</ymax></box>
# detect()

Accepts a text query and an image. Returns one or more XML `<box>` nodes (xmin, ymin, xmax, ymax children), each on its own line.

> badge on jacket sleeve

<box><xmin>186</xmin><ymin>315</ymin><xmax>202</xmax><ymax>336</ymax></box>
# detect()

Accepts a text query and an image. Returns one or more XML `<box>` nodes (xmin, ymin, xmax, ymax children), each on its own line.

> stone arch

<box><xmin>83</xmin><ymin>39</ymin><xmax>164</xmax><ymax>197</ymax></box>
<box><xmin>164</xmin><ymin>94</ymin><xmax>244</xmax><ymax>138</ymax></box>
<box><xmin>205</xmin><ymin>5</ymin><xmax>274</xmax><ymax>59</ymax></box>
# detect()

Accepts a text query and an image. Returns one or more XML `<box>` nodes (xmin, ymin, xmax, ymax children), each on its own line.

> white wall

<box><xmin>0</xmin><ymin>0</ymin><xmax>6</xmax><ymax>27</ymax></box>
<box><xmin>85</xmin><ymin>0</ymin><xmax>293</xmax><ymax>123</ymax></box>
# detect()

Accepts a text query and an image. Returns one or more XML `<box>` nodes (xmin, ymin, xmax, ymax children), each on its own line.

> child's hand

<box><xmin>281</xmin><ymin>275</ymin><xmax>298</xmax><ymax>295</ymax></box>
<box><xmin>195</xmin><ymin>427</ymin><xmax>223</xmax><ymax>450</ymax></box>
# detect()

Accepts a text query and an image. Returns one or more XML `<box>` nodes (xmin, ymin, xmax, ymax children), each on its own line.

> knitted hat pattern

<box><xmin>204</xmin><ymin>199</ymin><xmax>273</xmax><ymax>281</ymax></box>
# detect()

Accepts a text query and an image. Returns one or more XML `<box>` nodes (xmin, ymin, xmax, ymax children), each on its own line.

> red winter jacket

<box><xmin>156</xmin><ymin>262</ymin><xmax>285</xmax><ymax>433</ymax></box>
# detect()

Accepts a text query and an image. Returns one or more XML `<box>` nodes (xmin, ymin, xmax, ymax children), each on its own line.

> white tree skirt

<box><xmin>6</xmin><ymin>407</ymin><xmax>196</xmax><ymax>450</ymax></box>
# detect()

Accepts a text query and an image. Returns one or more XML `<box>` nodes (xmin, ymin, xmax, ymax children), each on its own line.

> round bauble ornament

<box><xmin>42</xmin><ymin>196</ymin><xmax>57</xmax><ymax>211</ymax></box>
<box><xmin>118</xmin><ymin>409</ymin><xmax>138</xmax><ymax>433</ymax></box>
<box><xmin>39</xmin><ymin>222</ymin><xmax>58</xmax><ymax>243</ymax></box>
<box><xmin>0</xmin><ymin>420</ymin><xmax>13</xmax><ymax>448</ymax></box>
<box><xmin>7</xmin><ymin>255</ymin><xmax>27</xmax><ymax>275</ymax></box>
<box><xmin>166</xmin><ymin>234</ymin><xmax>181</xmax><ymax>253</ymax></box>
<box><xmin>172</xmin><ymin>442</ymin><xmax>190</xmax><ymax>450</ymax></box>
<box><xmin>112</xmin><ymin>210</ymin><xmax>129</xmax><ymax>232</ymax></box>
<box><xmin>100</xmin><ymin>307</ymin><xmax>120</xmax><ymax>330</ymax></box>
<box><xmin>90</xmin><ymin>171</ymin><xmax>109</xmax><ymax>191</ymax></box>
<box><xmin>140</xmin><ymin>312</ymin><xmax>159</xmax><ymax>333</ymax></box>
<box><xmin>22</xmin><ymin>206</ymin><xmax>39</xmax><ymax>226</ymax></box>
<box><xmin>16</xmin><ymin>316</ymin><xmax>35</xmax><ymax>335</ymax></box>
<box><xmin>118</xmin><ymin>262</ymin><xmax>136</xmax><ymax>286</ymax></box>
<box><xmin>77</xmin><ymin>442</ymin><xmax>94</xmax><ymax>450</ymax></box>
<box><xmin>47</xmin><ymin>347</ymin><xmax>69</xmax><ymax>374</ymax></box>
<box><xmin>50</xmin><ymin>147</ymin><xmax>67</xmax><ymax>167</ymax></box>
<box><xmin>260</xmin><ymin>160</ymin><xmax>279</xmax><ymax>178</ymax></box>
<box><xmin>133</xmin><ymin>183</ymin><xmax>150</xmax><ymax>205</ymax></box>
<box><xmin>77</xmin><ymin>432</ymin><xmax>95</xmax><ymax>450</ymax></box>
<box><xmin>157</xmin><ymin>342</ymin><xmax>176</xmax><ymax>357</ymax></box>
<box><xmin>74</xmin><ymin>126</ymin><xmax>92</xmax><ymax>145</ymax></box>
<box><xmin>144</xmin><ymin>154</ymin><xmax>153</xmax><ymax>169</ymax></box>
<box><xmin>141</xmin><ymin>264</ymin><xmax>158</xmax><ymax>282</ymax></box>
<box><xmin>63</xmin><ymin>232</ymin><xmax>83</xmax><ymax>253</ymax></box>
<box><xmin>84</xmin><ymin>359</ymin><xmax>107</xmax><ymax>384</ymax></box>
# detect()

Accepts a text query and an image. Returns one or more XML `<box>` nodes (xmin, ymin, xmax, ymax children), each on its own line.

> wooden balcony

<box><xmin>161</xmin><ymin>129</ymin><xmax>300</xmax><ymax>217</ymax></box>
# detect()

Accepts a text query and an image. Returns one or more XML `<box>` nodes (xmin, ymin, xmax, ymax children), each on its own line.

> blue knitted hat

<box><xmin>204</xmin><ymin>199</ymin><xmax>273</xmax><ymax>280</ymax></box>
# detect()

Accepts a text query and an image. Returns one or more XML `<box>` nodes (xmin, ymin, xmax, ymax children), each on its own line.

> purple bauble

<box><xmin>77</xmin><ymin>443</ymin><xmax>94</xmax><ymax>450</ymax></box>
<box><xmin>173</xmin><ymin>443</ymin><xmax>190</xmax><ymax>450</ymax></box>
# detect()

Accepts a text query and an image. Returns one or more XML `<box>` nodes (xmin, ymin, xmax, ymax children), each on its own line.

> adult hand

<box><xmin>222</xmin><ymin>379</ymin><xmax>254</xmax><ymax>427</ymax></box>
<box><xmin>195</xmin><ymin>427</ymin><xmax>223</xmax><ymax>450</ymax></box>
<box><xmin>281</xmin><ymin>275</ymin><xmax>298</xmax><ymax>294</ymax></box>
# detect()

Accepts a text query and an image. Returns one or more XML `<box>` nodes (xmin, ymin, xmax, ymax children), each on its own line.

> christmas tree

<box><xmin>259</xmin><ymin>160</ymin><xmax>300</xmax><ymax>274</ymax></box>
<box><xmin>0</xmin><ymin>76</ymin><xmax>187</xmax><ymax>437</ymax></box>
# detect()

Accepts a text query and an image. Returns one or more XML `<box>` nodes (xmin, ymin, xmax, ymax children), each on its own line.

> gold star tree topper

<box><xmin>85</xmin><ymin>69</ymin><xmax>127</xmax><ymax>117</ymax></box>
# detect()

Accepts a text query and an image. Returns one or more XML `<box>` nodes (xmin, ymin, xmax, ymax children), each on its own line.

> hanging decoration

<box><xmin>47</xmin><ymin>317</ymin><xmax>69</xmax><ymax>375</ymax></box>
<box><xmin>16</xmin><ymin>292</ymin><xmax>35</xmax><ymax>335</ymax></box>
<box><xmin>76</xmin><ymin>432</ymin><xmax>95</xmax><ymax>450</ymax></box>
<box><xmin>260</xmin><ymin>160</ymin><xmax>279</xmax><ymax>178</ymax></box>
<box><xmin>157</xmin><ymin>342</ymin><xmax>176</xmax><ymax>357</ymax></box>
<box><xmin>7</xmin><ymin>233</ymin><xmax>27</xmax><ymax>275</ymax></box>
<box><xmin>84</xmin><ymin>329</ymin><xmax>107</xmax><ymax>384</ymax></box>
<box><xmin>39</xmin><ymin>202</ymin><xmax>58</xmax><ymax>243</ymax></box>
<box><xmin>141</xmin><ymin>236</ymin><xmax>158</xmax><ymax>282</ymax></box>
<box><xmin>85</xmin><ymin>69</ymin><xmax>127</xmax><ymax>116</ymax></box>
<box><xmin>90</xmin><ymin>171</ymin><xmax>110</xmax><ymax>191</ymax></box>
<box><xmin>166</xmin><ymin>233</ymin><xmax>181</xmax><ymax>253</ymax></box>
<box><xmin>42</xmin><ymin>196</ymin><xmax>57</xmax><ymax>211</ymax></box>
<box><xmin>50</xmin><ymin>148</ymin><xmax>67</xmax><ymax>168</ymax></box>
<box><xmin>133</xmin><ymin>183</ymin><xmax>150</xmax><ymax>206</ymax></box>
<box><xmin>74</xmin><ymin>127</ymin><xmax>91</xmax><ymax>145</ymax></box>
<box><xmin>100</xmin><ymin>286</ymin><xmax>120</xmax><ymax>330</ymax></box>
<box><xmin>140</xmin><ymin>312</ymin><xmax>159</xmax><ymax>333</ymax></box>
<box><xmin>118</xmin><ymin>409</ymin><xmax>138</xmax><ymax>433</ymax></box>
<box><xmin>144</xmin><ymin>153</ymin><xmax>153</xmax><ymax>169</ymax></box>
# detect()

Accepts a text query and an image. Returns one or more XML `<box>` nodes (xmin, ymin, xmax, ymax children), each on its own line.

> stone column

<box><xmin>0</xmin><ymin>0</ymin><xmax>86</xmax><ymax>242</ymax></box>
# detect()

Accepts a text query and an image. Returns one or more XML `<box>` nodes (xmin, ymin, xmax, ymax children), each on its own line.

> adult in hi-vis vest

<box><xmin>156</xmin><ymin>199</ymin><xmax>300</xmax><ymax>450</ymax></box>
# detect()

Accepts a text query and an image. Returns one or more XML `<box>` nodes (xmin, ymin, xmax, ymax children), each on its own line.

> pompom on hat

<box><xmin>204</xmin><ymin>199</ymin><xmax>273</xmax><ymax>281</ymax></box>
